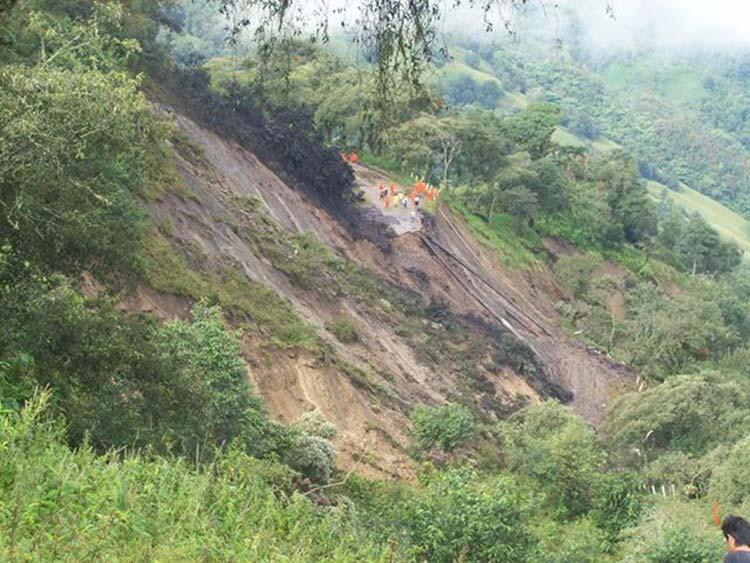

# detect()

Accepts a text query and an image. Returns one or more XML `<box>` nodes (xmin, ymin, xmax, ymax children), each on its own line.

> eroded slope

<box><xmin>138</xmin><ymin>108</ymin><xmax>635</xmax><ymax>477</ymax></box>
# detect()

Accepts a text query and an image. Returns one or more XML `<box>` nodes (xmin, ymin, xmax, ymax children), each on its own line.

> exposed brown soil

<box><xmin>130</xmin><ymin>108</ymin><xmax>637</xmax><ymax>478</ymax></box>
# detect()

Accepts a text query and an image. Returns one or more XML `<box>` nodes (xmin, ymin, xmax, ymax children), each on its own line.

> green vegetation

<box><xmin>4</xmin><ymin>0</ymin><xmax>750</xmax><ymax>560</ymax></box>
<box><xmin>0</xmin><ymin>395</ymin><xmax>389</xmax><ymax>561</ymax></box>
<box><xmin>287</xmin><ymin>410</ymin><xmax>338</xmax><ymax>483</ymax></box>
<box><xmin>145</xmin><ymin>231</ymin><xmax>322</xmax><ymax>352</ymax></box>
<box><xmin>325</xmin><ymin>317</ymin><xmax>360</xmax><ymax>344</ymax></box>
<box><xmin>443</xmin><ymin>194</ymin><xmax>543</xmax><ymax>269</ymax></box>
<box><xmin>410</xmin><ymin>403</ymin><xmax>475</xmax><ymax>455</ymax></box>
<box><xmin>401</xmin><ymin>469</ymin><xmax>538</xmax><ymax>562</ymax></box>
<box><xmin>647</xmin><ymin>181</ymin><xmax>750</xmax><ymax>255</ymax></box>
<box><xmin>499</xmin><ymin>401</ymin><xmax>607</xmax><ymax>518</ymax></box>
<box><xmin>0</xmin><ymin>9</ymin><xmax>170</xmax><ymax>286</ymax></box>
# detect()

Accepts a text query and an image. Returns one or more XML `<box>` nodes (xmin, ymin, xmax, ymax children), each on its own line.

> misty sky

<box><xmin>398</xmin><ymin>0</ymin><xmax>750</xmax><ymax>51</ymax></box>
<box><xmin>223</xmin><ymin>0</ymin><xmax>750</xmax><ymax>52</ymax></box>
<box><xmin>432</xmin><ymin>0</ymin><xmax>750</xmax><ymax>51</ymax></box>
<box><xmin>579</xmin><ymin>0</ymin><xmax>750</xmax><ymax>49</ymax></box>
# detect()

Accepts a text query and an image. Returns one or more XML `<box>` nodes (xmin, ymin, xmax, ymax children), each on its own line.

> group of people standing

<box><xmin>377</xmin><ymin>178</ymin><xmax>440</xmax><ymax>216</ymax></box>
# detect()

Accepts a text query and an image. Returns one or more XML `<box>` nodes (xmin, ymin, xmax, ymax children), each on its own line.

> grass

<box><xmin>443</xmin><ymin>192</ymin><xmax>544</xmax><ymax>270</ymax></box>
<box><xmin>603</xmin><ymin>58</ymin><xmax>657</xmax><ymax>89</ymax></box>
<box><xmin>0</xmin><ymin>395</ymin><xmax>394</xmax><ymax>562</ymax></box>
<box><xmin>603</xmin><ymin>57</ymin><xmax>705</xmax><ymax>104</ymax></box>
<box><xmin>448</xmin><ymin>46</ymin><xmax>497</xmax><ymax>76</ymax></box>
<box><xmin>435</xmin><ymin>59</ymin><xmax>527</xmax><ymax>110</ymax></box>
<box><xmin>590</xmin><ymin>137</ymin><xmax>622</xmax><ymax>154</ymax></box>
<box><xmin>144</xmin><ymin>229</ymin><xmax>322</xmax><ymax>352</ymax></box>
<box><xmin>647</xmin><ymin>180</ymin><xmax>750</xmax><ymax>254</ymax></box>
<box><xmin>440</xmin><ymin>60</ymin><xmax>502</xmax><ymax>86</ymax></box>
<box><xmin>551</xmin><ymin>127</ymin><xmax>587</xmax><ymax>148</ymax></box>
<box><xmin>602</xmin><ymin>244</ymin><xmax>680</xmax><ymax>286</ymax></box>
<box><xmin>551</xmin><ymin>126</ymin><xmax>622</xmax><ymax>155</ymax></box>
<box><xmin>325</xmin><ymin>317</ymin><xmax>360</xmax><ymax>344</ymax></box>
<box><xmin>659</xmin><ymin>66</ymin><xmax>705</xmax><ymax>104</ymax></box>
<box><xmin>549</xmin><ymin>123</ymin><xmax>623</xmax><ymax>158</ymax></box>
<box><xmin>496</xmin><ymin>89</ymin><xmax>529</xmax><ymax>109</ymax></box>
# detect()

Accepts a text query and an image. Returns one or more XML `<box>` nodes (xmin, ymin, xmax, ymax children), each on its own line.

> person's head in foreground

<box><xmin>722</xmin><ymin>515</ymin><xmax>750</xmax><ymax>557</ymax></box>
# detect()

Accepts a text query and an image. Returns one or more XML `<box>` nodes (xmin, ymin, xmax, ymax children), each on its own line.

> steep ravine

<box><xmin>132</xmin><ymin>107</ymin><xmax>636</xmax><ymax>478</ymax></box>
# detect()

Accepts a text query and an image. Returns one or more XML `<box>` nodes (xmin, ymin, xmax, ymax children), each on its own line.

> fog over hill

<box><xmin>570</xmin><ymin>0</ymin><xmax>750</xmax><ymax>51</ymax></box>
<box><xmin>431</xmin><ymin>0</ymin><xmax>750</xmax><ymax>53</ymax></box>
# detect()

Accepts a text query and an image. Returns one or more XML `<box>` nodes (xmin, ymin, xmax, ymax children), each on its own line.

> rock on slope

<box><xmin>135</xmin><ymin>108</ymin><xmax>635</xmax><ymax>478</ymax></box>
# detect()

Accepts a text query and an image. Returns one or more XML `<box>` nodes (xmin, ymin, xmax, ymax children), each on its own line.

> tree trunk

<box><xmin>489</xmin><ymin>191</ymin><xmax>498</xmax><ymax>217</ymax></box>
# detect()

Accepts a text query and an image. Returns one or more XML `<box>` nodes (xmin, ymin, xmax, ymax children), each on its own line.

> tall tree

<box><xmin>676</xmin><ymin>213</ymin><xmax>742</xmax><ymax>274</ymax></box>
<box><xmin>214</xmin><ymin>0</ymin><xmax>612</xmax><ymax>101</ymax></box>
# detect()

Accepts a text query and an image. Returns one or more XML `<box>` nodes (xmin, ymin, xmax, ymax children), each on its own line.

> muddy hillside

<box><xmin>134</xmin><ymin>107</ymin><xmax>636</xmax><ymax>478</ymax></box>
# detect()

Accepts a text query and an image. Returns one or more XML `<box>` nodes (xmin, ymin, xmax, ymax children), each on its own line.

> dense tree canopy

<box><xmin>0</xmin><ymin>65</ymin><xmax>167</xmax><ymax>284</ymax></box>
<box><xmin>0</xmin><ymin>3</ymin><xmax>170</xmax><ymax>284</ymax></box>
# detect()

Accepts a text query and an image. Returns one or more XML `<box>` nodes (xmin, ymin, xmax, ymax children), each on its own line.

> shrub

<box><xmin>155</xmin><ymin>301</ymin><xmax>271</xmax><ymax>454</ymax></box>
<box><xmin>642</xmin><ymin>450</ymin><xmax>721</xmax><ymax>499</ymax></box>
<box><xmin>287</xmin><ymin>410</ymin><xmax>337</xmax><ymax>483</ymax></box>
<box><xmin>0</xmin><ymin>395</ymin><xmax>390</xmax><ymax>561</ymax></box>
<box><xmin>288</xmin><ymin>434</ymin><xmax>337</xmax><ymax>483</ymax></box>
<box><xmin>0</xmin><ymin>271</ymin><xmax>277</xmax><ymax>459</ymax></box>
<box><xmin>498</xmin><ymin>401</ymin><xmax>605</xmax><ymax>518</ymax></box>
<box><xmin>553</xmin><ymin>253</ymin><xmax>603</xmax><ymax>299</ymax></box>
<box><xmin>325</xmin><ymin>317</ymin><xmax>360</xmax><ymax>344</ymax></box>
<box><xmin>402</xmin><ymin>469</ymin><xmax>539</xmax><ymax>562</ymax></box>
<box><xmin>410</xmin><ymin>403</ymin><xmax>475</xmax><ymax>454</ymax></box>
<box><xmin>709</xmin><ymin>435</ymin><xmax>750</xmax><ymax>508</ymax></box>
<box><xmin>0</xmin><ymin>61</ymin><xmax>169</xmax><ymax>286</ymax></box>
<box><xmin>537</xmin><ymin>518</ymin><xmax>604</xmax><ymax>563</ymax></box>
<box><xmin>620</xmin><ymin>500</ymin><xmax>723</xmax><ymax>562</ymax></box>
<box><xmin>592</xmin><ymin>472</ymin><xmax>643</xmax><ymax>547</ymax></box>
<box><xmin>604</xmin><ymin>375</ymin><xmax>750</xmax><ymax>466</ymax></box>
<box><xmin>294</xmin><ymin>409</ymin><xmax>337</xmax><ymax>440</ymax></box>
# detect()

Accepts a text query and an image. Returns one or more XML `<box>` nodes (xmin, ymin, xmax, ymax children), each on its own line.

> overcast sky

<box><xmin>578</xmin><ymin>0</ymin><xmax>750</xmax><ymax>49</ymax></box>
<box><xmin>430</xmin><ymin>0</ymin><xmax>750</xmax><ymax>50</ymax></box>
<box><xmin>224</xmin><ymin>0</ymin><xmax>750</xmax><ymax>52</ymax></box>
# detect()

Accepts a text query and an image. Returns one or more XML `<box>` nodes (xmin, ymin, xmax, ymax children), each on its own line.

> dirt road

<box><xmin>353</xmin><ymin>164</ymin><xmax>423</xmax><ymax>236</ymax></box>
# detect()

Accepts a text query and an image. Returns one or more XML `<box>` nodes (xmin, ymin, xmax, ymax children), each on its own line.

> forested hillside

<box><xmin>437</xmin><ymin>19</ymin><xmax>750</xmax><ymax>218</ymax></box>
<box><xmin>2</xmin><ymin>1</ymin><xmax>750</xmax><ymax>561</ymax></box>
